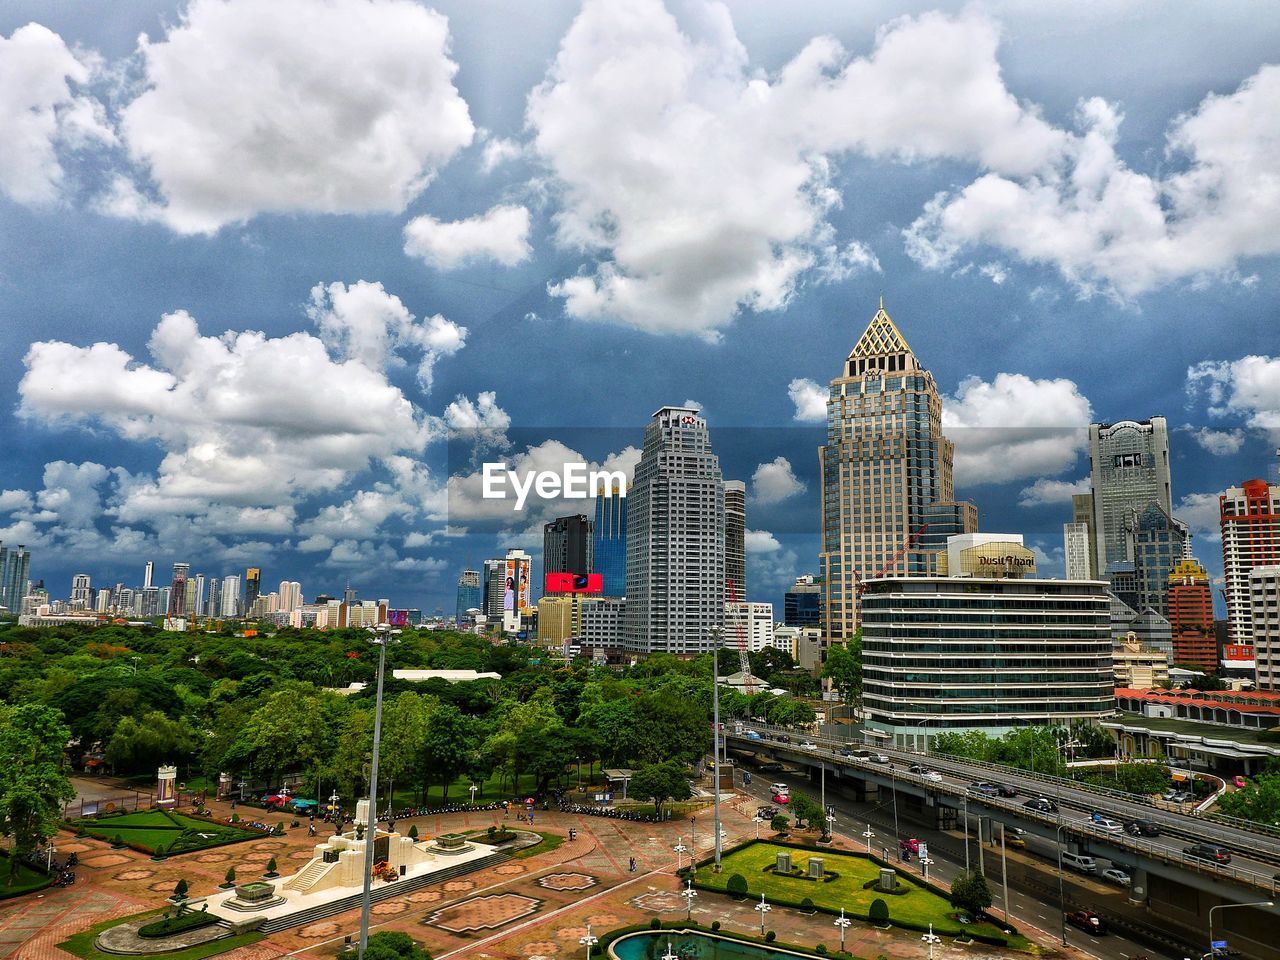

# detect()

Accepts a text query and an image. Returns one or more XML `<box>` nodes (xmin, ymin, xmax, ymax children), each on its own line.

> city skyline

<box><xmin>2</xmin><ymin>1</ymin><xmax>1279</xmax><ymax>615</ymax></box>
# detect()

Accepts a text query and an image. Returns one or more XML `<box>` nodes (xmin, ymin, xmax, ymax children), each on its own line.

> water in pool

<box><xmin>610</xmin><ymin>931</ymin><xmax>808</xmax><ymax>960</ymax></box>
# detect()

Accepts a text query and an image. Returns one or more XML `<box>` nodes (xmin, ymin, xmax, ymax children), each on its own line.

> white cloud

<box><xmin>443</xmin><ymin>391</ymin><xmax>512</xmax><ymax>436</ymax></box>
<box><xmin>0</xmin><ymin>490</ymin><xmax>33</xmax><ymax>514</ymax></box>
<box><xmin>905</xmin><ymin>65</ymin><xmax>1280</xmax><ymax>297</ymax></box>
<box><xmin>529</xmin><ymin>4</ymin><xmax>1059</xmax><ymax>339</ymax></box>
<box><xmin>479</xmin><ymin>136</ymin><xmax>525</xmax><ymax>173</ymax></box>
<box><xmin>1188</xmin><ymin>426</ymin><xmax>1246</xmax><ymax>456</ymax></box>
<box><xmin>114</xmin><ymin>0</ymin><xmax>474</xmax><ymax>233</ymax></box>
<box><xmin>788</xmin><ymin>378</ymin><xmax>827</xmax><ymax>422</ymax></box>
<box><xmin>403</xmin><ymin>531</ymin><xmax>435</xmax><ymax>548</ymax></box>
<box><xmin>296</xmin><ymin>534</ymin><xmax>335</xmax><ymax>553</ymax></box>
<box><xmin>391</xmin><ymin>557</ymin><xmax>447</xmax><ymax>572</ymax></box>
<box><xmin>751</xmin><ymin>457</ymin><xmax>806</xmax><ymax>505</ymax></box>
<box><xmin>1017</xmin><ymin>475</ymin><xmax>1089</xmax><ymax>508</ymax></box>
<box><xmin>682</xmin><ymin>399</ymin><xmax>703</xmax><ymax>412</ymax></box>
<box><xmin>1187</xmin><ymin>355</ymin><xmax>1280</xmax><ymax>438</ymax></box>
<box><xmin>403</xmin><ymin>204</ymin><xmax>532</xmax><ymax>269</ymax></box>
<box><xmin>0</xmin><ymin>23</ymin><xmax>114</xmax><ymax>205</ymax></box>
<box><xmin>943</xmin><ymin>373</ymin><xmax>1092</xmax><ymax>485</ymax></box>
<box><xmin>745</xmin><ymin>529</ymin><xmax>782</xmax><ymax>554</ymax></box>
<box><xmin>1176</xmin><ymin>491</ymin><xmax>1226</xmax><ymax>543</ymax></box>
<box><xmin>979</xmin><ymin>262</ymin><xmax>1008</xmax><ymax>285</ymax></box>
<box><xmin>307</xmin><ymin>280</ymin><xmax>466</xmax><ymax>392</ymax></box>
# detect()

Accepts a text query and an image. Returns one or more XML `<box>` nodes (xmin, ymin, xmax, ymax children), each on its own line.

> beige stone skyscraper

<box><xmin>819</xmin><ymin>302</ymin><xmax>958</xmax><ymax>646</ymax></box>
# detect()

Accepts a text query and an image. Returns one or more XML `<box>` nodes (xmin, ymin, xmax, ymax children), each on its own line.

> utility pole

<box><xmin>999</xmin><ymin>823</ymin><xmax>1010</xmax><ymax>923</ymax></box>
<box><xmin>711</xmin><ymin>628</ymin><xmax>722</xmax><ymax>870</ymax></box>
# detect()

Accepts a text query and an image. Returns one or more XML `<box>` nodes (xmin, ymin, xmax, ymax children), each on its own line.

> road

<box><xmin>729</xmin><ymin>727</ymin><xmax>1280</xmax><ymax>897</ymax></box>
<box><xmin>732</xmin><ymin>768</ymin><xmax>1199</xmax><ymax>960</ymax></box>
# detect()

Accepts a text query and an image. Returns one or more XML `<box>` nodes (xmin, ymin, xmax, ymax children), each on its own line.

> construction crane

<box><xmin>855</xmin><ymin>524</ymin><xmax>930</xmax><ymax>597</ymax></box>
<box><xmin>726</xmin><ymin>577</ymin><xmax>754</xmax><ymax>695</ymax></box>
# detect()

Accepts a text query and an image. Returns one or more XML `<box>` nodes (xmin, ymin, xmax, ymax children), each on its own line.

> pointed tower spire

<box><xmin>845</xmin><ymin>300</ymin><xmax>918</xmax><ymax>378</ymax></box>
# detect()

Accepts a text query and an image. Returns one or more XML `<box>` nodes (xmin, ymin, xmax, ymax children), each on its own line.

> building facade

<box><xmin>543</xmin><ymin>515</ymin><xmax>594</xmax><ymax>589</ymax></box>
<box><xmin>245</xmin><ymin>567</ymin><xmax>262</xmax><ymax>611</ymax></box>
<box><xmin>1064</xmin><ymin>522</ymin><xmax>1092</xmax><ymax>581</ymax></box>
<box><xmin>219</xmin><ymin>575</ymin><xmax>241</xmax><ymax>617</ymax></box>
<box><xmin>592</xmin><ymin>480</ymin><xmax>627</xmax><ymax>597</ymax></box>
<box><xmin>724</xmin><ymin>600</ymin><xmax>774</xmax><ymax>652</ymax></box>
<box><xmin>624</xmin><ymin>406</ymin><xmax>725</xmax><ymax>656</ymax></box>
<box><xmin>455</xmin><ymin>569</ymin><xmax>482</xmax><ymax>624</ymax></box>
<box><xmin>861</xmin><ymin>536</ymin><xmax>1114</xmax><ymax>748</ymax></box>
<box><xmin>1251</xmin><ymin>565</ymin><xmax>1280</xmax><ymax>690</ymax></box>
<box><xmin>1088</xmin><ymin>417</ymin><xmax>1172</xmax><ymax>575</ymax></box>
<box><xmin>167</xmin><ymin>562</ymin><xmax>190</xmax><ymax>618</ymax></box>
<box><xmin>784</xmin><ymin>575</ymin><xmax>822</xmax><ymax>627</ymax></box>
<box><xmin>724</xmin><ymin>480</ymin><xmax>747</xmax><ymax>598</ymax></box>
<box><xmin>819</xmin><ymin>303</ymin><xmax>955</xmax><ymax>647</ymax></box>
<box><xmin>1168</xmin><ymin>558</ymin><xmax>1215</xmax><ymax>672</ymax></box>
<box><xmin>1221</xmin><ymin>479</ymin><xmax>1280</xmax><ymax>644</ymax></box>
<box><xmin>1129</xmin><ymin>503</ymin><xmax>1189</xmax><ymax>616</ymax></box>
<box><xmin>1071</xmin><ymin>493</ymin><xmax>1099</xmax><ymax>579</ymax></box>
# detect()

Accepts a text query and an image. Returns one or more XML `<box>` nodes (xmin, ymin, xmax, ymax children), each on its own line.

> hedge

<box><xmin>591</xmin><ymin>920</ymin><xmax>867</xmax><ymax>959</ymax></box>
<box><xmin>138</xmin><ymin>912</ymin><xmax>220</xmax><ymax>939</ymax></box>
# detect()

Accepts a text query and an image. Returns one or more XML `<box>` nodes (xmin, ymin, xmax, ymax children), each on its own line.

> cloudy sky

<box><xmin>2</xmin><ymin>0</ymin><xmax>1278</xmax><ymax>615</ymax></box>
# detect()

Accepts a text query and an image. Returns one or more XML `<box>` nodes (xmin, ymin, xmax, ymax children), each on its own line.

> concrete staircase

<box><xmin>282</xmin><ymin>859</ymin><xmax>335</xmax><ymax>893</ymax></box>
<box><xmin>256</xmin><ymin>851</ymin><xmax>509</xmax><ymax>934</ymax></box>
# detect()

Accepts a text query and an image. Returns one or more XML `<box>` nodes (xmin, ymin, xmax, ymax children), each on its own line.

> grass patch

<box><xmin>511</xmin><ymin>831</ymin><xmax>565</xmax><ymax>860</ymax></box>
<box><xmin>57</xmin><ymin>911</ymin><xmax>262</xmax><ymax>960</ymax></box>
<box><xmin>0</xmin><ymin>852</ymin><xmax>54</xmax><ymax>899</ymax></box>
<box><xmin>696</xmin><ymin>842</ymin><xmax>1015</xmax><ymax>944</ymax></box>
<box><xmin>138</xmin><ymin>912</ymin><xmax>220</xmax><ymax>938</ymax></box>
<box><xmin>73</xmin><ymin>810</ymin><xmax>261</xmax><ymax>855</ymax></box>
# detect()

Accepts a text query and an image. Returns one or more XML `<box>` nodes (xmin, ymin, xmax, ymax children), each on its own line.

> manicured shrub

<box><xmin>650</xmin><ymin>918</ymin><xmax>661</xmax><ymax>930</ymax></box>
<box><xmin>408</xmin><ymin>825</ymin><xmax>419</xmax><ymax>839</ymax></box>
<box><xmin>173</xmin><ymin>879</ymin><xmax>188</xmax><ymax>900</ymax></box>
<box><xmin>223</xmin><ymin>867</ymin><xmax>236</xmax><ymax>887</ymax></box>
<box><xmin>265</xmin><ymin>857</ymin><xmax>278</xmax><ymax>875</ymax></box>
<box><xmin>816</xmin><ymin>945</ymin><xmax>828</xmax><ymax>955</ymax></box>
<box><xmin>800</xmin><ymin>897</ymin><xmax>814</xmax><ymax>910</ymax></box>
<box><xmin>726</xmin><ymin>873</ymin><xmax>749</xmax><ymax>899</ymax></box>
<box><xmin>765</xmin><ymin>931</ymin><xmax>776</xmax><ymax>942</ymax></box>
<box><xmin>710</xmin><ymin>921</ymin><xmax>721</xmax><ymax>931</ymax></box>
<box><xmin>869</xmin><ymin>898</ymin><xmax>890</xmax><ymax>924</ymax></box>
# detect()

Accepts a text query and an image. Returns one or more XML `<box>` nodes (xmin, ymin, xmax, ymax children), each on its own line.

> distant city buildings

<box><xmin>1221</xmin><ymin>478</ymin><xmax>1280</xmax><ymax>645</ymax></box>
<box><xmin>542</xmin><ymin>515</ymin><xmax>593</xmax><ymax>590</ymax></box>
<box><xmin>724</xmin><ymin>480</ymin><xmax>746</xmax><ymax>598</ymax></box>
<box><xmin>783</xmin><ymin>575</ymin><xmax>821</xmax><ymax>628</ymax></box>
<box><xmin>1168</xmin><ymin>558</ymin><xmax>1215</xmax><ymax>672</ymax></box>
<box><xmin>592</xmin><ymin>480</ymin><xmax>627</xmax><ymax>598</ymax></box>
<box><xmin>1086</xmin><ymin>417</ymin><xmax>1172</xmax><ymax>576</ymax></box>
<box><xmin>1251</xmin><ymin>566</ymin><xmax>1280</xmax><ymax>690</ymax></box>
<box><xmin>455</xmin><ymin>569</ymin><xmax>481</xmax><ymax>624</ymax></box>
<box><xmin>0</xmin><ymin>543</ymin><xmax>32</xmax><ymax>616</ymax></box>
<box><xmin>724</xmin><ymin>600</ymin><xmax>773</xmax><ymax>652</ymax></box>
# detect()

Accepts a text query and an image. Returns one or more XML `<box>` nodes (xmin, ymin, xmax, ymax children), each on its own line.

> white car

<box><xmin>1101</xmin><ymin>868</ymin><xmax>1131</xmax><ymax>886</ymax></box>
<box><xmin>770</xmin><ymin>782</ymin><xmax>788</xmax><ymax>795</ymax></box>
<box><xmin>1091</xmin><ymin>816</ymin><xmax>1124</xmax><ymax>833</ymax></box>
<box><xmin>800</xmin><ymin>741</ymin><xmax>818</xmax><ymax>750</ymax></box>
<box><xmin>923</xmin><ymin>771</ymin><xmax>943</xmax><ymax>782</ymax></box>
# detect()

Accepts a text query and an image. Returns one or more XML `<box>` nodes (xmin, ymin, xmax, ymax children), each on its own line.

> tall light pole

<box><xmin>681</xmin><ymin>877</ymin><xmax>697</xmax><ymax>921</ymax></box>
<box><xmin>752</xmin><ymin>816</ymin><xmax>763</xmax><ymax>839</ymax></box>
<box><xmin>834</xmin><ymin>908</ymin><xmax>851</xmax><ymax>953</ymax></box>
<box><xmin>999</xmin><ymin>822</ymin><xmax>1010</xmax><ymax>924</ymax></box>
<box><xmin>673</xmin><ymin>838</ymin><xmax>687</xmax><ymax>871</ymax></box>
<box><xmin>920</xmin><ymin>855</ymin><xmax>934</xmax><ymax>883</ymax></box>
<box><xmin>862</xmin><ymin>824</ymin><xmax>875</xmax><ymax>852</ymax></box>
<box><xmin>358</xmin><ymin>623</ymin><xmax>399</xmax><ymax>959</ymax></box>
<box><xmin>1054</xmin><ymin>821</ymin><xmax>1068</xmax><ymax>946</ymax></box>
<box><xmin>579</xmin><ymin>922</ymin><xmax>598</xmax><ymax>960</ymax></box>
<box><xmin>1208</xmin><ymin>901</ymin><xmax>1274</xmax><ymax>959</ymax></box>
<box><xmin>711</xmin><ymin>628</ymin><xmax>723</xmax><ymax>870</ymax></box>
<box><xmin>921</xmin><ymin>923</ymin><xmax>942</xmax><ymax>959</ymax></box>
<box><xmin>755</xmin><ymin>893</ymin><xmax>771</xmax><ymax>935</ymax></box>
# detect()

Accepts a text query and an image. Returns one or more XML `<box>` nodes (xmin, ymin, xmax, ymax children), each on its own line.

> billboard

<box><xmin>545</xmin><ymin>572</ymin><xmax>603</xmax><ymax>594</ymax></box>
<box><xmin>387</xmin><ymin>609</ymin><xmax>409</xmax><ymax>627</ymax></box>
<box><xmin>504</xmin><ymin>557</ymin><xmax>532</xmax><ymax>612</ymax></box>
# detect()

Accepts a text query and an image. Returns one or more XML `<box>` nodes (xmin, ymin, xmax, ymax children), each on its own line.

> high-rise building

<box><xmin>143</xmin><ymin>560</ymin><xmax>154</xmax><ymax>589</ymax></box>
<box><xmin>167</xmin><ymin>562</ymin><xmax>190</xmax><ymax>618</ymax></box>
<box><xmin>279</xmin><ymin>580</ymin><xmax>303</xmax><ymax>611</ymax></box>
<box><xmin>724</xmin><ymin>480</ymin><xmax>746</xmax><ymax>597</ymax></box>
<box><xmin>193</xmin><ymin>574</ymin><xmax>206</xmax><ymax>617</ymax></box>
<box><xmin>784</xmin><ymin>575</ymin><xmax>822</xmax><ymax>628</ymax></box>
<box><xmin>245</xmin><ymin>567</ymin><xmax>262</xmax><ymax>611</ymax></box>
<box><xmin>624</xmin><ymin>405</ymin><xmax>725</xmax><ymax>656</ymax></box>
<box><xmin>500</xmin><ymin>549</ymin><xmax>532</xmax><ymax>634</ymax></box>
<box><xmin>455</xmin><ymin>570</ymin><xmax>482</xmax><ymax>624</ymax></box>
<box><xmin>819</xmin><ymin>302</ymin><xmax>955</xmax><ymax>645</ymax></box>
<box><xmin>1168</xmin><ymin>558</ymin><xmax>1215</xmax><ymax>672</ymax></box>
<box><xmin>1064</xmin><ymin>522</ymin><xmax>1092</xmax><ymax>581</ymax></box>
<box><xmin>220</xmin><ymin>575</ymin><xmax>241</xmax><ymax>617</ymax></box>
<box><xmin>1071</xmin><ymin>493</ymin><xmax>1098</xmax><ymax>579</ymax></box>
<box><xmin>1250</xmin><ymin>566</ymin><xmax>1280</xmax><ymax>690</ymax></box>
<box><xmin>140</xmin><ymin>585</ymin><xmax>159</xmax><ymax>617</ymax></box>
<box><xmin>183</xmin><ymin>576</ymin><xmax>199</xmax><ymax>618</ymax></box>
<box><xmin>1128</xmin><ymin>503</ymin><xmax>1188</xmax><ymax>616</ymax></box>
<box><xmin>1</xmin><ymin>545</ymin><xmax>32</xmax><ymax>617</ymax></box>
<box><xmin>542</xmin><ymin>515</ymin><xmax>593</xmax><ymax>590</ymax></box>
<box><xmin>482</xmin><ymin>559</ymin><xmax>506</xmax><ymax>620</ymax></box>
<box><xmin>592</xmin><ymin>480</ymin><xmax>627</xmax><ymax>597</ymax></box>
<box><xmin>71</xmin><ymin>574</ymin><xmax>92</xmax><ymax>606</ymax></box>
<box><xmin>1221</xmin><ymin>479</ymin><xmax>1280</xmax><ymax>644</ymax></box>
<box><xmin>205</xmin><ymin>577</ymin><xmax>221</xmax><ymax>618</ymax></box>
<box><xmin>1088</xmin><ymin>418</ymin><xmax>1172</xmax><ymax>575</ymax></box>
<box><xmin>724</xmin><ymin>601</ymin><xmax>774</xmax><ymax>652</ymax></box>
<box><xmin>94</xmin><ymin>588</ymin><xmax>111</xmax><ymax>613</ymax></box>
<box><xmin>343</xmin><ymin>583</ymin><xmax>357</xmax><ymax>606</ymax></box>
<box><xmin>862</xmin><ymin>533</ymin><xmax>1113</xmax><ymax>748</ymax></box>
<box><xmin>916</xmin><ymin>500</ymin><xmax>979</xmax><ymax>560</ymax></box>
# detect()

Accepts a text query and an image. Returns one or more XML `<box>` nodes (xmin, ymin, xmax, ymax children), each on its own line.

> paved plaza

<box><xmin>0</xmin><ymin>789</ymin><xmax>1096</xmax><ymax>960</ymax></box>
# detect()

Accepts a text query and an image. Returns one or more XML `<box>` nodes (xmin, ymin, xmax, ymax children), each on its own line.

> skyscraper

<box><xmin>279</xmin><ymin>580</ymin><xmax>303</xmax><ymax>611</ymax></box>
<box><xmin>724</xmin><ymin>480</ymin><xmax>746</xmax><ymax>597</ymax></box>
<box><xmin>1064</xmin><ymin>522</ymin><xmax>1092</xmax><ymax>581</ymax></box>
<box><xmin>784</xmin><ymin>575</ymin><xmax>822</xmax><ymax>628</ymax></box>
<box><xmin>1088</xmin><ymin>418</ymin><xmax>1172</xmax><ymax>575</ymax></box>
<box><xmin>455</xmin><ymin>570</ymin><xmax>482</xmax><ymax>624</ymax></box>
<box><xmin>168</xmin><ymin>562</ymin><xmax>190</xmax><ymax>618</ymax></box>
<box><xmin>1128</xmin><ymin>503</ymin><xmax>1188</xmax><ymax>616</ymax></box>
<box><xmin>1251</xmin><ymin>566</ymin><xmax>1280</xmax><ymax>690</ymax></box>
<box><xmin>245</xmin><ymin>567</ymin><xmax>262</xmax><ymax>611</ymax></box>
<box><xmin>1071</xmin><ymin>493</ymin><xmax>1098</xmax><ymax>579</ymax></box>
<box><xmin>482</xmin><ymin>559</ymin><xmax>506</xmax><ymax>620</ymax></box>
<box><xmin>205</xmin><ymin>577</ymin><xmax>221</xmax><ymax>618</ymax></box>
<box><xmin>592</xmin><ymin>480</ymin><xmax>628</xmax><ymax>597</ymax></box>
<box><xmin>819</xmin><ymin>302</ymin><xmax>955</xmax><ymax>645</ymax></box>
<box><xmin>1220</xmin><ymin>478</ymin><xmax>1280</xmax><ymax>643</ymax></box>
<box><xmin>624</xmin><ymin>405</ymin><xmax>725</xmax><ymax>656</ymax></box>
<box><xmin>1168</xmin><ymin>558</ymin><xmax>1215</xmax><ymax>672</ymax></box>
<box><xmin>542</xmin><ymin>515</ymin><xmax>593</xmax><ymax>589</ymax></box>
<box><xmin>143</xmin><ymin>560</ymin><xmax>154</xmax><ymax>589</ymax></box>
<box><xmin>1</xmin><ymin>545</ymin><xmax>32</xmax><ymax>617</ymax></box>
<box><xmin>220</xmin><ymin>575</ymin><xmax>241</xmax><ymax>617</ymax></box>
<box><xmin>71</xmin><ymin>574</ymin><xmax>93</xmax><ymax>606</ymax></box>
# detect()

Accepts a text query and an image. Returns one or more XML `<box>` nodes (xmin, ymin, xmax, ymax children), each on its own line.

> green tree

<box><xmin>726</xmin><ymin>873</ymin><xmax>749</xmax><ymax>898</ymax></box>
<box><xmin>770</xmin><ymin>814</ymin><xmax>789</xmax><ymax>833</ymax></box>
<box><xmin>0</xmin><ymin>703</ymin><xmax>76</xmax><ymax>885</ymax></box>
<box><xmin>820</xmin><ymin>634</ymin><xmax>862</xmax><ymax>705</ymax></box>
<box><xmin>950</xmin><ymin>869</ymin><xmax>993</xmax><ymax>916</ymax></box>
<box><xmin>105</xmin><ymin>710</ymin><xmax>201</xmax><ymax>774</ymax></box>
<box><xmin>1217</xmin><ymin>771</ymin><xmax>1280</xmax><ymax>825</ymax></box>
<box><xmin>868</xmin><ymin>898</ymin><xmax>889</xmax><ymax>924</ymax></box>
<box><xmin>419</xmin><ymin>703</ymin><xmax>479</xmax><ymax>802</ymax></box>
<box><xmin>789</xmin><ymin>791</ymin><xmax>824</xmax><ymax>830</ymax></box>
<box><xmin>363</xmin><ymin>931</ymin><xmax>432</xmax><ymax>960</ymax></box>
<box><xmin>764</xmin><ymin>697</ymin><xmax>816</xmax><ymax>729</ymax></box>
<box><xmin>628</xmin><ymin>761</ymin><xmax>692</xmax><ymax>817</ymax></box>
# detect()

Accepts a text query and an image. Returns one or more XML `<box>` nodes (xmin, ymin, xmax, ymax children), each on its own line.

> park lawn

<box><xmin>58</xmin><ymin>911</ymin><xmax>263</xmax><ymax>960</ymax></box>
<box><xmin>511</xmin><ymin>831</ymin><xmax>565</xmax><ymax>860</ymax></box>
<box><xmin>701</xmin><ymin>843</ymin><xmax>1013</xmax><ymax>942</ymax></box>
<box><xmin>0</xmin><ymin>853</ymin><xmax>54</xmax><ymax>899</ymax></box>
<box><xmin>74</xmin><ymin>810</ymin><xmax>260</xmax><ymax>854</ymax></box>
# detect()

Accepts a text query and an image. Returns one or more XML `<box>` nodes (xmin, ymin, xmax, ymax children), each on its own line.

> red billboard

<box><xmin>545</xmin><ymin>572</ymin><xmax>603</xmax><ymax>594</ymax></box>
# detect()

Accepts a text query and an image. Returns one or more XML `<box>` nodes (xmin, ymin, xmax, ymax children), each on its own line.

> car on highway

<box><xmin>840</xmin><ymin>747</ymin><xmax>864</xmax><ymax>758</ymax></box>
<box><xmin>776</xmin><ymin>734</ymin><xmax>792</xmax><ymax>744</ymax></box>
<box><xmin>969</xmin><ymin>782</ymin><xmax>1001</xmax><ymax>796</ymax></box>
<box><xmin>1100</xmin><ymin>868</ymin><xmax>1131</xmax><ymax>886</ymax></box>
<box><xmin>1065</xmin><ymin>910</ymin><xmax>1108</xmax><ymax>935</ymax></box>
<box><xmin>1023</xmin><ymin>797</ymin><xmax>1058</xmax><ymax>813</ymax></box>
<box><xmin>996</xmin><ymin>784</ymin><xmax>1018</xmax><ymax>797</ymax></box>
<box><xmin>1003</xmin><ymin>829</ymin><xmax>1027</xmax><ymax>848</ymax></box>
<box><xmin>923</xmin><ymin>770</ymin><xmax>943</xmax><ymax>782</ymax></box>
<box><xmin>867</xmin><ymin>753</ymin><xmax>890</xmax><ymax>763</ymax></box>
<box><xmin>745</xmin><ymin>729</ymin><xmax>762</xmax><ymax>740</ymax></box>
<box><xmin>1234</xmin><ymin>775</ymin><xmax>1248</xmax><ymax>788</ymax></box>
<box><xmin>770</xmin><ymin>782</ymin><xmax>789</xmax><ymax>795</ymax></box>
<box><xmin>1125</xmin><ymin>819</ymin><xmax>1160</xmax><ymax>837</ymax></box>
<box><xmin>772</xmin><ymin>794</ymin><xmax>790</xmax><ymax>805</ymax></box>
<box><xmin>757</xmin><ymin>761</ymin><xmax>785</xmax><ymax>773</ymax></box>
<box><xmin>1183</xmin><ymin>843</ymin><xmax>1231</xmax><ymax>864</ymax></box>
<box><xmin>1089</xmin><ymin>812</ymin><xmax>1124</xmax><ymax>833</ymax></box>
<box><xmin>800</xmin><ymin>741</ymin><xmax>818</xmax><ymax>750</ymax></box>
<box><xmin>909</xmin><ymin>763</ymin><xmax>928</xmax><ymax>774</ymax></box>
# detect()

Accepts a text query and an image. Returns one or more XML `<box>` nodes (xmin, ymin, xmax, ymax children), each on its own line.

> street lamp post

<box><xmin>825</xmin><ymin>811</ymin><xmax>836</xmax><ymax>842</ymax></box>
<box><xmin>1054</xmin><ymin>822</ymin><xmax>1069</xmax><ymax>946</ymax></box>
<box><xmin>358</xmin><ymin>623</ymin><xmax>400</xmax><ymax>959</ymax></box>
<box><xmin>579</xmin><ymin>922</ymin><xmax>599</xmax><ymax>960</ymax></box>
<box><xmin>920</xmin><ymin>855</ymin><xmax>934</xmax><ymax>883</ymax></box>
<box><xmin>862</xmin><ymin>824</ymin><xmax>875</xmax><ymax>852</ymax></box>
<box><xmin>755</xmin><ymin>893</ymin><xmax>771</xmax><ymax>935</ymax></box>
<box><xmin>752</xmin><ymin>816</ymin><xmax>763</xmax><ymax>839</ymax></box>
<box><xmin>834</xmin><ymin>909</ymin><xmax>851</xmax><ymax>953</ymax></box>
<box><xmin>681</xmin><ymin>878</ymin><xmax>697</xmax><ymax>921</ymax></box>
<box><xmin>469</xmin><ymin>784</ymin><xmax>478</xmax><ymax>805</ymax></box>
<box><xmin>690</xmin><ymin>816</ymin><xmax>697</xmax><ymax>861</ymax></box>
<box><xmin>673</xmin><ymin>838</ymin><xmax>688</xmax><ymax>871</ymax></box>
<box><xmin>661</xmin><ymin>943</ymin><xmax>679</xmax><ymax>960</ymax></box>
<box><xmin>1208</xmin><ymin>901</ymin><xmax>1274</xmax><ymax>959</ymax></box>
<box><xmin>921</xmin><ymin>923</ymin><xmax>942</xmax><ymax>960</ymax></box>
<box><xmin>711</xmin><ymin>629</ymin><xmax>723</xmax><ymax>870</ymax></box>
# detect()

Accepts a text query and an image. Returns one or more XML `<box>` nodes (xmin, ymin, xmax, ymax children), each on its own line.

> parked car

<box><xmin>969</xmin><ymin>782</ymin><xmax>1000</xmax><ymax>796</ymax></box>
<box><xmin>1125</xmin><ymin>819</ymin><xmax>1160</xmax><ymax>837</ymax></box>
<box><xmin>1101</xmin><ymin>868</ymin><xmax>1131</xmax><ymax>887</ymax></box>
<box><xmin>1233</xmin><ymin>775</ymin><xmax>1248</xmax><ymax>788</ymax></box>
<box><xmin>800</xmin><ymin>741</ymin><xmax>818</xmax><ymax>750</ymax></box>
<box><xmin>1065</xmin><ymin>910</ymin><xmax>1108</xmax><ymax>935</ymax></box>
<box><xmin>1184</xmin><ymin>844</ymin><xmax>1232</xmax><ymax>864</ymax></box>
<box><xmin>1090</xmin><ymin>812</ymin><xmax>1124</xmax><ymax>833</ymax></box>
<box><xmin>1172</xmin><ymin>790</ymin><xmax>1194</xmax><ymax>803</ymax></box>
<box><xmin>1161</xmin><ymin>789</ymin><xmax>1179</xmax><ymax>801</ymax></box>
